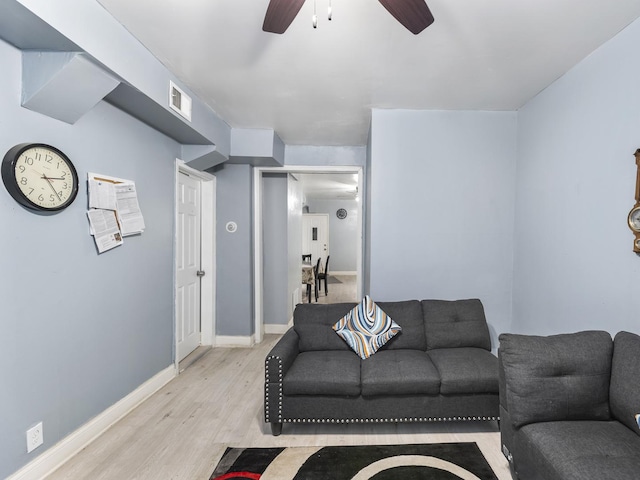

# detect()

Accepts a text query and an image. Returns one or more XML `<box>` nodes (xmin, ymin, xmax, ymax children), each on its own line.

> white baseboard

<box><xmin>215</xmin><ymin>335</ymin><xmax>255</xmax><ymax>347</ymax></box>
<box><xmin>264</xmin><ymin>323</ymin><xmax>291</xmax><ymax>334</ymax></box>
<box><xmin>329</xmin><ymin>271</ymin><xmax>357</xmax><ymax>276</ymax></box>
<box><xmin>7</xmin><ymin>365</ymin><xmax>176</xmax><ymax>480</ymax></box>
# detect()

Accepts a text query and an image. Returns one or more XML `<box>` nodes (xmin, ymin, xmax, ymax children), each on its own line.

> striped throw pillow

<box><xmin>333</xmin><ymin>295</ymin><xmax>402</xmax><ymax>359</ymax></box>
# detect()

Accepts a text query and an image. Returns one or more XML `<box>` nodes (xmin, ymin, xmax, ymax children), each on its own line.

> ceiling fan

<box><xmin>262</xmin><ymin>0</ymin><xmax>434</xmax><ymax>35</ymax></box>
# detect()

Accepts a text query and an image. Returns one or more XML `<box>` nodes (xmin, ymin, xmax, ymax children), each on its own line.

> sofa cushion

<box><xmin>360</xmin><ymin>350</ymin><xmax>440</xmax><ymax>396</ymax></box>
<box><xmin>375</xmin><ymin>300</ymin><xmax>426</xmax><ymax>350</ymax></box>
<box><xmin>516</xmin><ymin>420</ymin><xmax>640</xmax><ymax>480</ymax></box>
<box><xmin>499</xmin><ymin>331</ymin><xmax>612</xmax><ymax>429</ymax></box>
<box><xmin>333</xmin><ymin>296</ymin><xmax>402</xmax><ymax>359</ymax></box>
<box><xmin>422</xmin><ymin>299</ymin><xmax>491</xmax><ymax>350</ymax></box>
<box><xmin>610</xmin><ymin>331</ymin><xmax>640</xmax><ymax>437</ymax></box>
<box><xmin>428</xmin><ymin>347</ymin><xmax>498</xmax><ymax>395</ymax></box>
<box><xmin>294</xmin><ymin>303</ymin><xmax>356</xmax><ymax>352</ymax></box>
<box><xmin>283</xmin><ymin>351</ymin><xmax>361</xmax><ymax>396</ymax></box>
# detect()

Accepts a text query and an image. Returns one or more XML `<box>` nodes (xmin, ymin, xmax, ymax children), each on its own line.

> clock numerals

<box><xmin>1</xmin><ymin>143</ymin><xmax>78</xmax><ymax>212</ymax></box>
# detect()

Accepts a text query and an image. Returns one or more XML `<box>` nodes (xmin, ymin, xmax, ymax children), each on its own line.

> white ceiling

<box><xmin>96</xmin><ymin>0</ymin><xmax>640</xmax><ymax>147</ymax></box>
<box><xmin>297</xmin><ymin>173</ymin><xmax>359</xmax><ymax>200</ymax></box>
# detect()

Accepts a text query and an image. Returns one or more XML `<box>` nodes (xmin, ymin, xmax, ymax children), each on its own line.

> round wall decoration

<box><xmin>1</xmin><ymin>143</ymin><xmax>79</xmax><ymax>212</ymax></box>
<box><xmin>336</xmin><ymin>208</ymin><xmax>347</xmax><ymax>219</ymax></box>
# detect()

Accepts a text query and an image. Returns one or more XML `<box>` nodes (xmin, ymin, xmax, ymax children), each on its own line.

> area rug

<box><xmin>210</xmin><ymin>442</ymin><xmax>498</xmax><ymax>480</ymax></box>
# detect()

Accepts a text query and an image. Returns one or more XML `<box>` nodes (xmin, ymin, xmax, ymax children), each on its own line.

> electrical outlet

<box><xmin>26</xmin><ymin>422</ymin><xmax>43</xmax><ymax>453</ymax></box>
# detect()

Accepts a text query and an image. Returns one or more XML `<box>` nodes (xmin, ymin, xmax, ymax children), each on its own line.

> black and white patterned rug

<box><xmin>210</xmin><ymin>442</ymin><xmax>498</xmax><ymax>480</ymax></box>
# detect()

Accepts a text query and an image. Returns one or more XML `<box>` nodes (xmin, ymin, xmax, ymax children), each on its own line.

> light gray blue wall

<box><xmin>14</xmin><ymin>0</ymin><xmax>230</xmax><ymax>156</ymax></box>
<box><xmin>364</xmin><ymin>126</ymin><xmax>372</xmax><ymax>294</ymax></box>
<box><xmin>285</xmin><ymin>145</ymin><xmax>366</xmax><ymax>166</ymax></box>
<box><xmin>287</xmin><ymin>175</ymin><xmax>303</xmax><ymax>318</ymax></box>
<box><xmin>369</xmin><ymin>109</ymin><xmax>517</xmax><ymax>348</ymax></box>
<box><xmin>0</xmin><ymin>38</ymin><xmax>178</xmax><ymax>478</ymax></box>
<box><xmin>262</xmin><ymin>173</ymin><xmax>289</xmax><ymax>325</ymax></box>
<box><xmin>306</xmin><ymin>198</ymin><xmax>359</xmax><ymax>272</ymax></box>
<box><xmin>214</xmin><ymin>163</ymin><xmax>254</xmax><ymax>336</ymax></box>
<box><xmin>262</xmin><ymin>173</ymin><xmax>303</xmax><ymax>325</ymax></box>
<box><xmin>513</xmin><ymin>17</ymin><xmax>640</xmax><ymax>336</ymax></box>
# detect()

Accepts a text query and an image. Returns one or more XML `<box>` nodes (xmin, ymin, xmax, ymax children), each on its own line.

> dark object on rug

<box><xmin>499</xmin><ymin>330</ymin><xmax>640</xmax><ymax>480</ymax></box>
<box><xmin>210</xmin><ymin>442</ymin><xmax>498</xmax><ymax>480</ymax></box>
<box><xmin>326</xmin><ymin>275</ymin><xmax>342</xmax><ymax>284</ymax></box>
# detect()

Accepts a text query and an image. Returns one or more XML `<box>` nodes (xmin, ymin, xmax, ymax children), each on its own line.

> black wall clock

<box><xmin>2</xmin><ymin>143</ymin><xmax>79</xmax><ymax>212</ymax></box>
<box><xmin>336</xmin><ymin>208</ymin><xmax>347</xmax><ymax>219</ymax></box>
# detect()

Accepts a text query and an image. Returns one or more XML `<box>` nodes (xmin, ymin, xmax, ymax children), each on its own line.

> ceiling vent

<box><xmin>169</xmin><ymin>81</ymin><xmax>192</xmax><ymax>122</ymax></box>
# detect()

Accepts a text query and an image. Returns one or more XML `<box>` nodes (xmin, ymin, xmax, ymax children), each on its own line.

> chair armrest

<box><xmin>264</xmin><ymin>328</ymin><xmax>300</xmax><ymax>425</ymax></box>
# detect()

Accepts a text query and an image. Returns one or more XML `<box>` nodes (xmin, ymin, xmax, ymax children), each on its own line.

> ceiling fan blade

<box><xmin>378</xmin><ymin>0</ymin><xmax>434</xmax><ymax>34</ymax></box>
<box><xmin>263</xmin><ymin>0</ymin><xmax>306</xmax><ymax>34</ymax></box>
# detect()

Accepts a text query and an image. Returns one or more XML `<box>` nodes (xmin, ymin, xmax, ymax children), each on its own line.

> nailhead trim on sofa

<box><xmin>265</xmin><ymin>354</ymin><xmax>498</xmax><ymax>424</ymax></box>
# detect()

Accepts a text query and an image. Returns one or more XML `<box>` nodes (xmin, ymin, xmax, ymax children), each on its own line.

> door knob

<box><xmin>196</xmin><ymin>270</ymin><xmax>206</xmax><ymax>277</ymax></box>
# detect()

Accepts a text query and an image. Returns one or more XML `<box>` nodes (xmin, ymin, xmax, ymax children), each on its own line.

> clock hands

<box><xmin>4</xmin><ymin>144</ymin><xmax>78</xmax><ymax>211</ymax></box>
<box><xmin>38</xmin><ymin>172</ymin><xmax>62</xmax><ymax>202</ymax></box>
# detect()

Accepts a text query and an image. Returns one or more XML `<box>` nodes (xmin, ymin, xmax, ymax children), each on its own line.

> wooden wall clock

<box><xmin>1</xmin><ymin>143</ymin><xmax>79</xmax><ymax>212</ymax></box>
<box><xmin>628</xmin><ymin>149</ymin><xmax>640</xmax><ymax>253</ymax></box>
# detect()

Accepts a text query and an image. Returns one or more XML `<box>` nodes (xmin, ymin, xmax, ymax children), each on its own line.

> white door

<box><xmin>302</xmin><ymin>214</ymin><xmax>329</xmax><ymax>268</ymax></box>
<box><xmin>176</xmin><ymin>171</ymin><xmax>202</xmax><ymax>361</ymax></box>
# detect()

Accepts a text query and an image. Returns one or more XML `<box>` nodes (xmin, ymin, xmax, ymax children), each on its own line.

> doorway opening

<box><xmin>253</xmin><ymin>165</ymin><xmax>364</xmax><ymax>344</ymax></box>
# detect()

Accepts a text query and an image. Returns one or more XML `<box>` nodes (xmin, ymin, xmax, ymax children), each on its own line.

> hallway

<box><xmin>303</xmin><ymin>274</ymin><xmax>358</xmax><ymax>304</ymax></box>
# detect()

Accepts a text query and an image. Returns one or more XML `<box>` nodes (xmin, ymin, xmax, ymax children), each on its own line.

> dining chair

<box><xmin>317</xmin><ymin>255</ymin><xmax>330</xmax><ymax>296</ymax></box>
<box><xmin>313</xmin><ymin>257</ymin><xmax>321</xmax><ymax>302</ymax></box>
<box><xmin>304</xmin><ymin>257</ymin><xmax>321</xmax><ymax>303</ymax></box>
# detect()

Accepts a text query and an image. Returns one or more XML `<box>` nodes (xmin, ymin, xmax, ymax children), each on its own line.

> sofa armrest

<box><xmin>264</xmin><ymin>328</ymin><xmax>300</xmax><ymax>428</ymax></box>
<box><xmin>498</xmin><ymin>348</ymin><xmax>516</xmax><ymax>465</ymax></box>
<box><xmin>498</xmin><ymin>350</ymin><xmax>507</xmax><ymax>413</ymax></box>
<box><xmin>266</xmin><ymin>327</ymin><xmax>300</xmax><ymax>381</ymax></box>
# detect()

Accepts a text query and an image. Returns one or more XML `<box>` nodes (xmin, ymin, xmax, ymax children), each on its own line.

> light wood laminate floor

<box><xmin>47</xmin><ymin>333</ymin><xmax>512</xmax><ymax>480</ymax></box>
<box><xmin>303</xmin><ymin>274</ymin><xmax>358</xmax><ymax>304</ymax></box>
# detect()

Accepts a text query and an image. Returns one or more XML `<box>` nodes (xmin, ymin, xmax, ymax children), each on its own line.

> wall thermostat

<box><xmin>225</xmin><ymin>221</ymin><xmax>238</xmax><ymax>233</ymax></box>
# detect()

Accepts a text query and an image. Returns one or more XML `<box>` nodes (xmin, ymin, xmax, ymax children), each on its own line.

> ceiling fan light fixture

<box><xmin>313</xmin><ymin>0</ymin><xmax>318</xmax><ymax>28</ymax></box>
<box><xmin>263</xmin><ymin>0</ymin><xmax>434</xmax><ymax>35</ymax></box>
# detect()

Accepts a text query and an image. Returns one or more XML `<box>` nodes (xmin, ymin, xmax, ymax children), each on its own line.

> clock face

<box><xmin>2</xmin><ymin>144</ymin><xmax>79</xmax><ymax>211</ymax></box>
<box><xmin>629</xmin><ymin>206</ymin><xmax>640</xmax><ymax>232</ymax></box>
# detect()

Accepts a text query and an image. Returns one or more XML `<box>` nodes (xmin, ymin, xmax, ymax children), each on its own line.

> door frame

<box><xmin>253</xmin><ymin>165</ymin><xmax>364</xmax><ymax>344</ymax></box>
<box><xmin>174</xmin><ymin>159</ymin><xmax>216</xmax><ymax>370</ymax></box>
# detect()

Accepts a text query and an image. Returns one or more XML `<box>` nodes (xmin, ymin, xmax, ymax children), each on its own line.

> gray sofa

<box><xmin>499</xmin><ymin>330</ymin><xmax>640</xmax><ymax>480</ymax></box>
<box><xmin>264</xmin><ymin>298</ymin><xmax>500</xmax><ymax>436</ymax></box>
